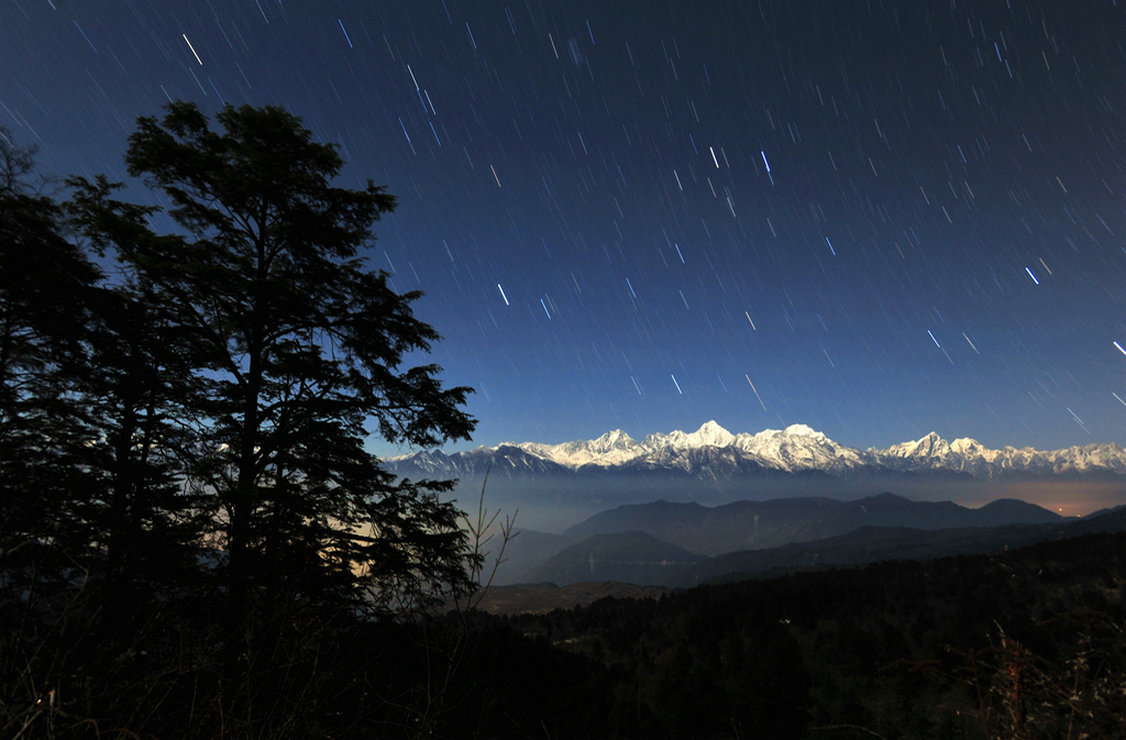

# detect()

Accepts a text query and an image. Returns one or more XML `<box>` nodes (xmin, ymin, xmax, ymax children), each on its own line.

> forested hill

<box><xmin>487</xmin><ymin>531</ymin><xmax>1126</xmax><ymax>738</ymax></box>
<box><xmin>513</xmin><ymin>501</ymin><xmax>1126</xmax><ymax>589</ymax></box>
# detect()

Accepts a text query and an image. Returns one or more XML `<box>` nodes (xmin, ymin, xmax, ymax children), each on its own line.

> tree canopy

<box><xmin>0</xmin><ymin>129</ymin><xmax>103</xmax><ymax>565</ymax></box>
<box><xmin>67</xmin><ymin>101</ymin><xmax>477</xmax><ymax>618</ymax></box>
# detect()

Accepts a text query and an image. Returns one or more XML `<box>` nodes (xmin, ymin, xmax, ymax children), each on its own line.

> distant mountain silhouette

<box><xmin>563</xmin><ymin>492</ymin><xmax>1060</xmax><ymax>557</ymax></box>
<box><xmin>703</xmin><ymin>505</ymin><xmax>1126</xmax><ymax>584</ymax></box>
<box><xmin>509</xmin><ymin>498</ymin><xmax>1126</xmax><ymax>589</ymax></box>
<box><xmin>483</xmin><ymin>528</ymin><xmax>572</xmax><ymax>585</ymax></box>
<box><xmin>698</xmin><ymin>524</ymin><xmax>1060</xmax><ymax>583</ymax></box>
<box><xmin>521</xmin><ymin>531</ymin><xmax>706</xmax><ymax>587</ymax></box>
<box><xmin>973</xmin><ymin>497</ymin><xmax>1069</xmax><ymax>526</ymax></box>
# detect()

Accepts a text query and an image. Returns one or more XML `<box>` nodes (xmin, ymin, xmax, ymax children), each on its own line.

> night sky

<box><xmin>4</xmin><ymin>1</ymin><xmax>1126</xmax><ymax>454</ymax></box>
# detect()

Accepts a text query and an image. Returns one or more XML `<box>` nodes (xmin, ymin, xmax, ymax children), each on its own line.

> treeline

<box><xmin>502</xmin><ymin>530</ymin><xmax>1126</xmax><ymax>739</ymax></box>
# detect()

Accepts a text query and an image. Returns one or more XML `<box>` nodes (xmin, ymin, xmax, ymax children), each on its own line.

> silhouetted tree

<box><xmin>76</xmin><ymin>283</ymin><xmax>212</xmax><ymax>612</ymax></box>
<box><xmin>0</xmin><ymin>128</ymin><xmax>101</xmax><ymax>565</ymax></box>
<box><xmin>69</xmin><ymin>103</ymin><xmax>477</xmax><ymax>636</ymax></box>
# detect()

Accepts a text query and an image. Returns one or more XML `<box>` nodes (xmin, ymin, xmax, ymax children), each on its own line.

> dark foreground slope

<box><xmin>6</xmin><ymin>531</ymin><xmax>1123</xmax><ymax>738</ymax></box>
<box><xmin>503</xmin><ymin>531</ymin><xmax>1126</xmax><ymax>739</ymax></box>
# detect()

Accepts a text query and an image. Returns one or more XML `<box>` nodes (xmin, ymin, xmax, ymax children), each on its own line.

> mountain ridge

<box><xmin>521</xmin><ymin>503</ymin><xmax>1126</xmax><ymax>589</ymax></box>
<box><xmin>388</xmin><ymin>420</ymin><xmax>1126</xmax><ymax>481</ymax></box>
<box><xmin>561</xmin><ymin>492</ymin><xmax>1062</xmax><ymax>557</ymax></box>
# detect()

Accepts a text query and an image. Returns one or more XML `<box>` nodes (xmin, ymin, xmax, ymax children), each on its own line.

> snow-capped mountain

<box><xmin>518</xmin><ymin>428</ymin><xmax>646</xmax><ymax>468</ymax></box>
<box><xmin>386</xmin><ymin>421</ymin><xmax>1126</xmax><ymax>481</ymax></box>
<box><xmin>642</xmin><ymin>419</ymin><xmax>736</xmax><ymax>451</ymax></box>
<box><xmin>388</xmin><ymin>444</ymin><xmax>571</xmax><ymax>478</ymax></box>
<box><xmin>733</xmin><ymin>424</ymin><xmax>869</xmax><ymax>474</ymax></box>
<box><xmin>874</xmin><ymin>431</ymin><xmax>1126</xmax><ymax>478</ymax></box>
<box><xmin>878</xmin><ymin>432</ymin><xmax>1005</xmax><ymax>477</ymax></box>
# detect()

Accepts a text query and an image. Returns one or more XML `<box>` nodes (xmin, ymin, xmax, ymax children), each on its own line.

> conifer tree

<box><xmin>0</xmin><ymin>129</ymin><xmax>101</xmax><ymax>563</ymax></box>
<box><xmin>78</xmin><ymin>282</ymin><xmax>212</xmax><ymax>607</ymax></box>
<box><xmin>69</xmin><ymin>103</ymin><xmax>477</xmax><ymax>627</ymax></box>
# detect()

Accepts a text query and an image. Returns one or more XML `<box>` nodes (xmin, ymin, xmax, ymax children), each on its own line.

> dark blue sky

<box><xmin>4</xmin><ymin>1</ymin><xmax>1125</xmax><ymax>452</ymax></box>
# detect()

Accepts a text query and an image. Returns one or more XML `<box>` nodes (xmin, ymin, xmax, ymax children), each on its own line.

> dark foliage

<box><xmin>0</xmin><ymin>108</ymin><xmax>490</xmax><ymax>737</ymax></box>
<box><xmin>68</xmin><ymin>103</ymin><xmax>477</xmax><ymax>622</ymax></box>
<box><xmin>0</xmin><ymin>129</ymin><xmax>103</xmax><ymax>567</ymax></box>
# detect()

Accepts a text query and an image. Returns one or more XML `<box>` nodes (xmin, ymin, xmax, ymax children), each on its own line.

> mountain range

<box><xmin>509</xmin><ymin>495</ymin><xmax>1126</xmax><ymax>590</ymax></box>
<box><xmin>561</xmin><ymin>492</ymin><xmax>1063</xmax><ymax>556</ymax></box>
<box><xmin>388</xmin><ymin>420</ymin><xmax>1126</xmax><ymax>481</ymax></box>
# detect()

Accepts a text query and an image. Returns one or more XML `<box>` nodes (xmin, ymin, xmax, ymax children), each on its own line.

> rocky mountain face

<box><xmin>387</xmin><ymin>420</ymin><xmax>1126</xmax><ymax>482</ymax></box>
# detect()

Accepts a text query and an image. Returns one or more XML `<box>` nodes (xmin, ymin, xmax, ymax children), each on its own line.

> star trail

<box><xmin>2</xmin><ymin>1</ymin><xmax>1125</xmax><ymax>453</ymax></box>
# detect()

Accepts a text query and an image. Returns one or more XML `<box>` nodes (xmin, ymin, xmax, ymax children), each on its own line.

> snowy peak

<box><xmin>387</xmin><ymin>423</ymin><xmax>1126</xmax><ymax>481</ymax></box>
<box><xmin>882</xmin><ymin>431</ymin><xmax>947</xmax><ymax>458</ymax></box>
<box><xmin>518</xmin><ymin>428</ymin><xmax>645</xmax><ymax>468</ymax></box>
<box><xmin>735</xmin><ymin>424</ymin><xmax>864</xmax><ymax>473</ymax></box>
<box><xmin>949</xmin><ymin>437</ymin><xmax>997</xmax><ymax>461</ymax></box>
<box><xmin>644</xmin><ymin>420</ymin><xmax>736</xmax><ymax>450</ymax></box>
<box><xmin>693</xmin><ymin>420</ymin><xmax>737</xmax><ymax>447</ymax></box>
<box><xmin>873</xmin><ymin>434</ymin><xmax>1126</xmax><ymax>478</ymax></box>
<box><xmin>591</xmin><ymin>428</ymin><xmax>639</xmax><ymax>451</ymax></box>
